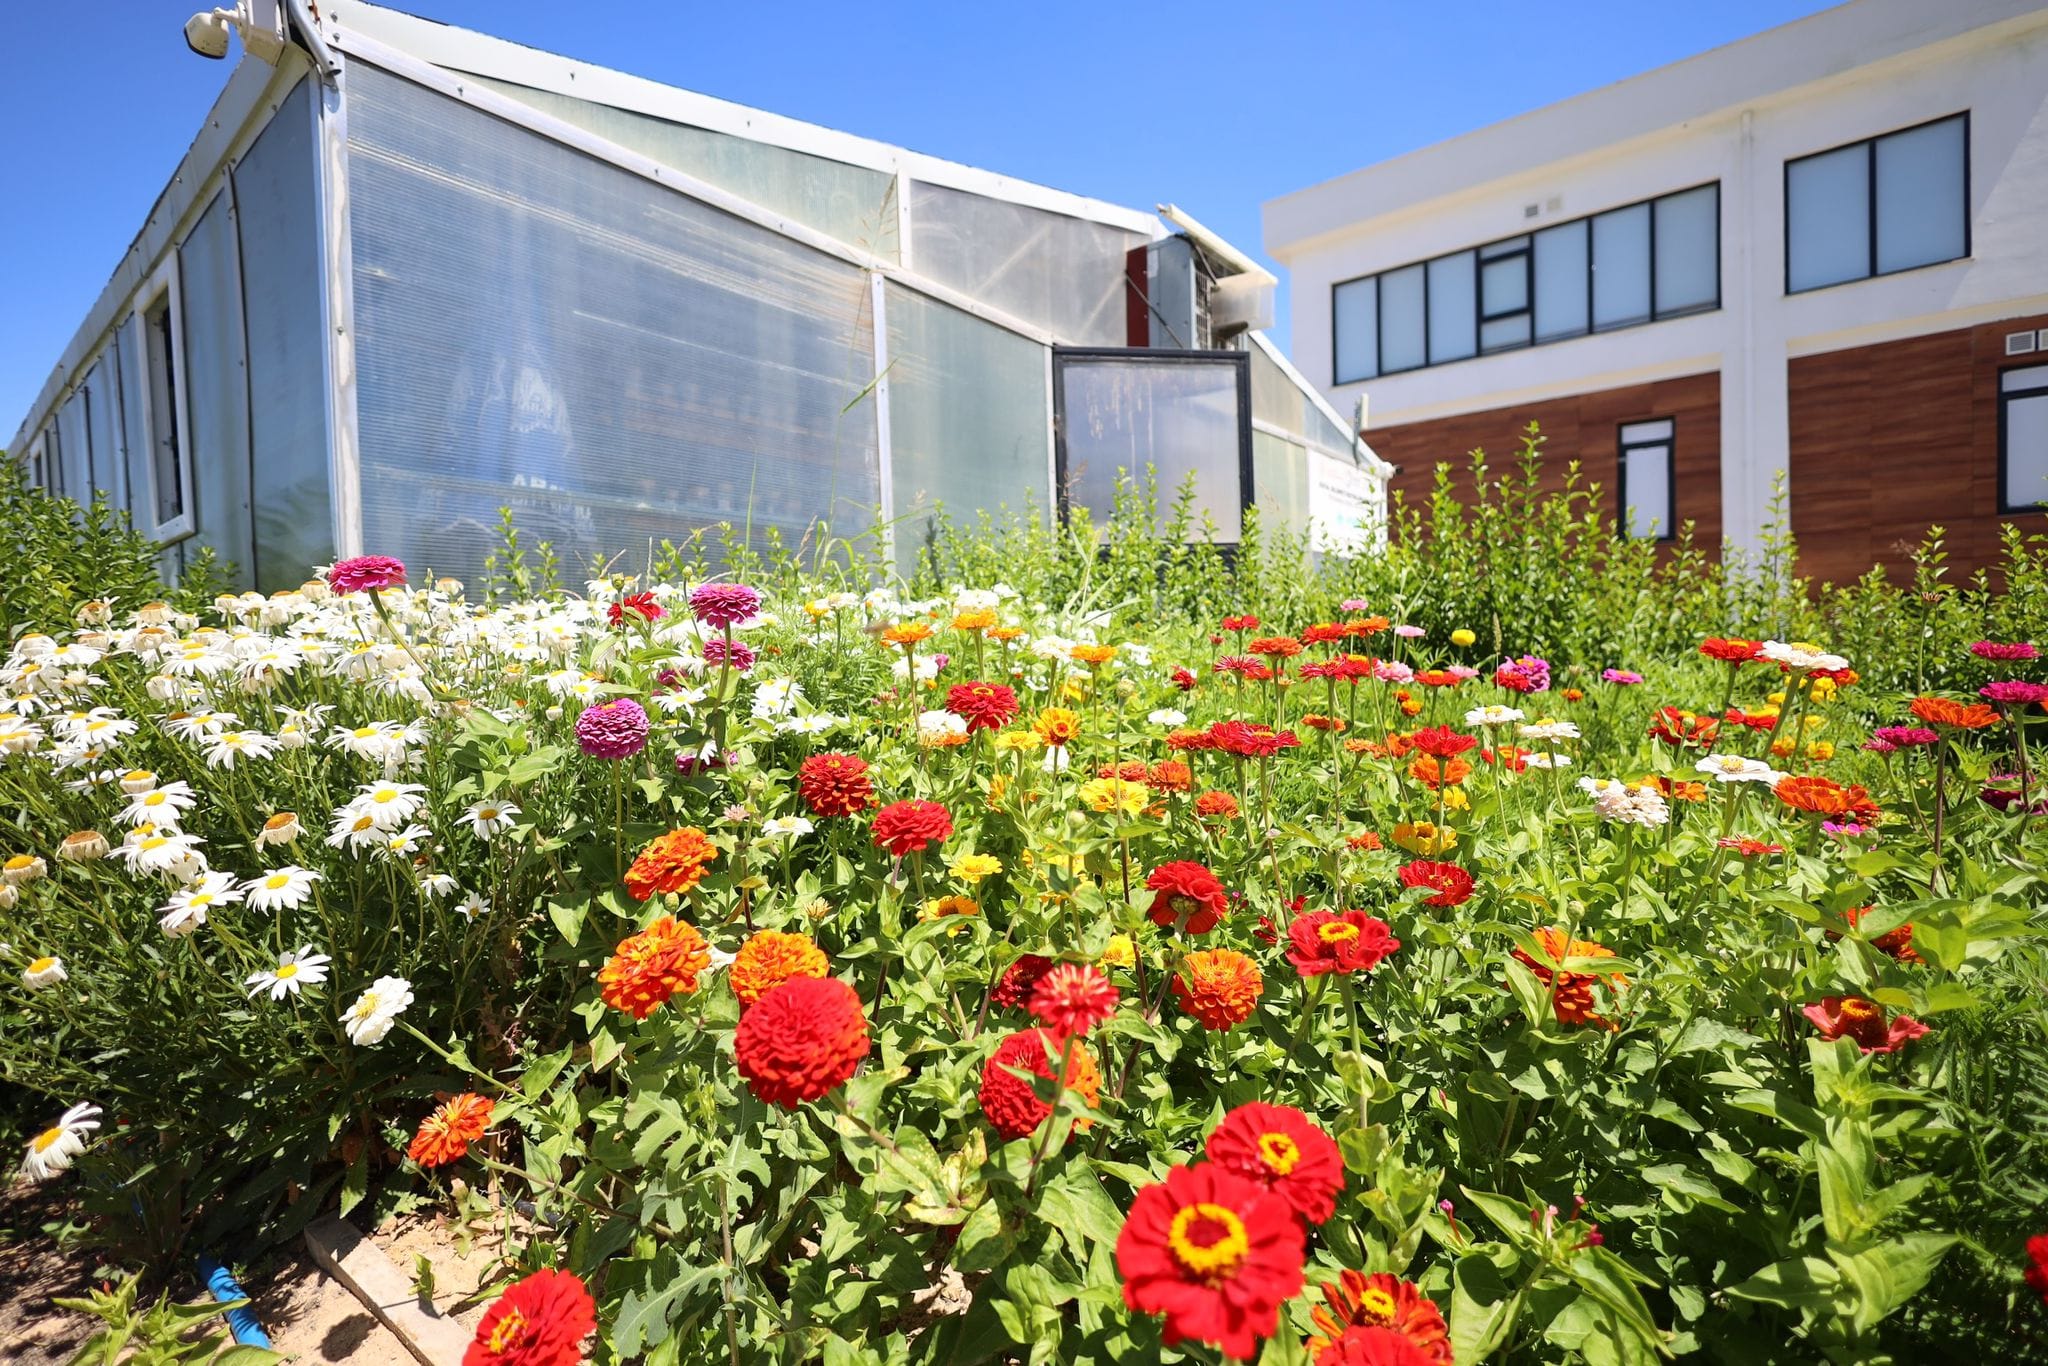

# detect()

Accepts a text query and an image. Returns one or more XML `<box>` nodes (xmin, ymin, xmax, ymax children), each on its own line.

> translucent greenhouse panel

<box><xmin>884</xmin><ymin>282</ymin><xmax>1050</xmax><ymax>573</ymax></box>
<box><xmin>235</xmin><ymin>78</ymin><xmax>334</xmax><ymax>589</ymax></box>
<box><xmin>1251</xmin><ymin>430</ymin><xmax>1309</xmax><ymax>539</ymax></box>
<box><xmin>113</xmin><ymin>319</ymin><xmax>150</xmax><ymax>529</ymax></box>
<box><xmin>909</xmin><ymin>181</ymin><xmax>1142</xmax><ymax>344</ymax></box>
<box><xmin>178</xmin><ymin>190</ymin><xmax>256</xmax><ymax>578</ymax></box>
<box><xmin>1250</xmin><ymin>345</ymin><xmax>1311</xmax><ymax>438</ymax></box>
<box><xmin>465</xmin><ymin>75</ymin><xmax>900</xmax><ymax>261</ymax></box>
<box><xmin>346</xmin><ymin>65</ymin><xmax>880</xmax><ymax>587</ymax></box>
<box><xmin>1058</xmin><ymin>356</ymin><xmax>1243</xmax><ymax>541</ymax></box>
<box><xmin>55</xmin><ymin>390</ymin><xmax>89</xmax><ymax>503</ymax></box>
<box><xmin>82</xmin><ymin>361</ymin><xmax>122</xmax><ymax>509</ymax></box>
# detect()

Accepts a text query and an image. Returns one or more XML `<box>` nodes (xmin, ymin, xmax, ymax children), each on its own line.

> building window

<box><xmin>2004</xmin><ymin>364</ymin><xmax>2048</xmax><ymax>512</ymax></box>
<box><xmin>1785</xmin><ymin>113</ymin><xmax>1968</xmax><ymax>293</ymax></box>
<box><xmin>26</xmin><ymin>432</ymin><xmax>51</xmax><ymax>491</ymax></box>
<box><xmin>1331</xmin><ymin>183</ymin><xmax>1719</xmax><ymax>385</ymax></box>
<box><xmin>135</xmin><ymin>263</ymin><xmax>195</xmax><ymax>542</ymax></box>
<box><xmin>1618</xmin><ymin>419</ymin><xmax>1675</xmax><ymax>540</ymax></box>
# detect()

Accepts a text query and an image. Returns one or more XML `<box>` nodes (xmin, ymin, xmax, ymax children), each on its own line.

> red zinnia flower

<box><xmin>1147</xmin><ymin>861</ymin><xmax>1230</xmax><ymax>933</ymax></box>
<box><xmin>408</xmin><ymin>1093</ymin><xmax>494</xmax><ymax>1168</ymax></box>
<box><xmin>1306</xmin><ymin>1271</ymin><xmax>1452</xmax><ymax>1364</ymax></box>
<box><xmin>1824</xmin><ymin>907</ymin><xmax>1921</xmax><ymax>964</ymax></box>
<box><xmin>1511</xmin><ymin>928</ymin><xmax>1624</xmax><ymax>1030</ymax></box>
<box><xmin>606</xmin><ymin>591</ymin><xmax>666</xmax><ymax>626</ymax></box>
<box><xmin>1285</xmin><ymin>911</ymin><xmax>1400</xmax><ymax>977</ymax></box>
<box><xmin>1910</xmin><ymin>695</ymin><xmax>2001</xmax><ymax>730</ymax></box>
<box><xmin>1775</xmin><ymin>775</ymin><xmax>1881</xmax><ymax>823</ymax></box>
<box><xmin>945</xmin><ymin>681</ymin><xmax>1019</xmax><ymax>732</ymax></box>
<box><xmin>464</xmin><ymin>1268</ymin><xmax>596</xmax><ymax>1366</ymax></box>
<box><xmin>2025</xmin><ymin>1234</ymin><xmax>2048</xmax><ymax>1306</ymax></box>
<box><xmin>797</xmin><ymin>752</ymin><xmax>875</xmax><ymax>818</ymax></box>
<box><xmin>1717</xmin><ymin>837</ymin><xmax>1784</xmax><ymax>857</ymax></box>
<box><xmin>991</xmin><ymin>954</ymin><xmax>1055</xmax><ymax>1009</ymax></box>
<box><xmin>1397</xmin><ymin>860</ymin><xmax>1474</xmax><ymax>908</ymax></box>
<box><xmin>1147</xmin><ymin>760</ymin><xmax>1194</xmax><ymax>793</ymax></box>
<box><xmin>1116</xmin><ymin>1161</ymin><xmax>1305</xmax><ymax>1361</ymax></box>
<box><xmin>734</xmin><ymin>975</ymin><xmax>871</xmax><ymax>1108</ymax></box>
<box><xmin>1222</xmin><ymin>614</ymin><xmax>1261</xmax><ymax>632</ymax></box>
<box><xmin>623</xmin><ymin>828</ymin><xmax>718</xmax><ymax>900</ymax></box>
<box><xmin>1171</xmin><ymin>667</ymin><xmax>1199</xmax><ymax>691</ymax></box>
<box><xmin>1346</xmin><ymin>832</ymin><xmax>1383</xmax><ymax>851</ymax></box>
<box><xmin>1802</xmin><ymin>996</ymin><xmax>1929</xmax><ymax>1054</ymax></box>
<box><xmin>1300</xmin><ymin>623</ymin><xmax>1347</xmax><ymax>645</ymax></box>
<box><xmin>1407</xmin><ymin>725</ymin><xmax>1478</xmax><ymax>759</ymax></box>
<box><xmin>1205</xmin><ymin>1102</ymin><xmax>1345</xmax><ymax>1224</ymax></box>
<box><xmin>871</xmin><ymin>799</ymin><xmax>953</xmax><ymax>856</ymax></box>
<box><xmin>1029</xmin><ymin>963</ymin><xmax>1120</xmax><ymax>1037</ymax></box>
<box><xmin>1248</xmin><ymin>636</ymin><xmax>1303</xmax><ymax>659</ymax></box>
<box><xmin>979</xmin><ymin>1027</ymin><xmax>1101</xmax><ymax>1141</ymax></box>
<box><xmin>1699</xmin><ymin>637</ymin><xmax>1763</xmax><ymax>664</ymax></box>
<box><xmin>1195</xmin><ymin>791</ymin><xmax>1240</xmax><ymax>820</ymax></box>
<box><xmin>1406</xmin><ymin>756</ymin><xmax>1471</xmax><ymax>790</ymax></box>
<box><xmin>1648</xmin><ymin>706</ymin><xmax>1719</xmax><ymax>748</ymax></box>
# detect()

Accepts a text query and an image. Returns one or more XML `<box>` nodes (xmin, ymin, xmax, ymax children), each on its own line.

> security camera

<box><xmin>184</xmin><ymin>9</ymin><xmax>233</xmax><ymax>59</ymax></box>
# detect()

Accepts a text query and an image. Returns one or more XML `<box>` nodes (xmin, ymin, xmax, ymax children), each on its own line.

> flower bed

<box><xmin>3</xmin><ymin>552</ymin><xmax>2047</xmax><ymax>1363</ymax></box>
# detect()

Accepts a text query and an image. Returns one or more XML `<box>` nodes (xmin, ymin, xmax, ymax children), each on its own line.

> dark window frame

<box><xmin>1783</xmin><ymin>111</ymin><xmax>1971</xmax><ymax>295</ymax></box>
<box><xmin>1616</xmin><ymin>417</ymin><xmax>1677</xmax><ymax>543</ymax></box>
<box><xmin>1999</xmin><ymin>362</ymin><xmax>2048</xmax><ymax>515</ymax></box>
<box><xmin>1331</xmin><ymin>181</ymin><xmax>1721</xmax><ymax>386</ymax></box>
<box><xmin>1051</xmin><ymin>346</ymin><xmax>1255</xmax><ymax>540</ymax></box>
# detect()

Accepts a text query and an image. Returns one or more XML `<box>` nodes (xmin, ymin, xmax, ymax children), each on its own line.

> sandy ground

<box><xmin>0</xmin><ymin>1182</ymin><xmax>507</xmax><ymax>1364</ymax></box>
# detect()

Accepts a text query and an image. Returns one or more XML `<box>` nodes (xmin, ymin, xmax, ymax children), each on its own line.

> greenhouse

<box><xmin>8</xmin><ymin>0</ymin><xmax>1389</xmax><ymax>590</ymax></box>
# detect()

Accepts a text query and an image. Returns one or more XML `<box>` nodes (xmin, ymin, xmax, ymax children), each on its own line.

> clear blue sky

<box><xmin>0</xmin><ymin>0</ymin><xmax>1837</xmax><ymax>437</ymax></box>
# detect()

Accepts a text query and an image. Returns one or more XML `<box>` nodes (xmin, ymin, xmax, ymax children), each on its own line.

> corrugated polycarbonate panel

<box><xmin>236</xmin><ymin>77</ymin><xmax>334</xmax><ymax>589</ymax></box>
<box><xmin>465</xmin><ymin>75</ymin><xmax>900</xmax><ymax>261</ymax></box>
<box><xmin>179</xmin><ymin>190</ymin><xmax>257</xmax><ymax>577</ymax></box>
<box><xmin>1251</xmin><ymin>430</ymin><xmax>1309</xmax><ymax>538</ymax></box>
<box><xmin>884</xmin><ymin>282</ymin><xmax>1049</xmax><ymax>570</ymax></box>
<box><xmin>82</xmin><ymin>361</ymin><xmax>121</xmax><ymax>509</ymax></box>
<box><xmin>1251</xmin><ymin>345</ymin><xmax>1355</xmax><ymax>460</ymax></box>
<box><xmin>346</xmin><ymin>65</ymin><xmax>880</xmax><ymax>586</ymax></box>
<box><xmin>909</xmin><ymin>180</ymin><xmax>1141</xmax><ymax>344</ymax></box>
<box><xmin>55</xmin><ymin>390</ymin><xmax>89</xmax><ymax>502</ymax></box>
<box><xmin>114</xmin><ymin>319</ymin><xmax>150</xmax><ymax>527</ymax></box>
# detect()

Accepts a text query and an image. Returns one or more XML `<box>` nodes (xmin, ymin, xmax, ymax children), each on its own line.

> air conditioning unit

<box><xmin>2007</xmin><ymin>330</ymin><xmax>2039</xmax><ymax>356</ymax></box>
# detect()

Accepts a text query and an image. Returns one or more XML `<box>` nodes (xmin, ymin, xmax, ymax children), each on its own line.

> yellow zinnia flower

<box><xmin>1078</xmin><ymin>777</ymin><xmax>1148</xmax><ymax>817</ymax></box>
<box><xmin>948</xmin><ymin>852</ymin><xmax>1002</xmax><ymax>883</ymax></box>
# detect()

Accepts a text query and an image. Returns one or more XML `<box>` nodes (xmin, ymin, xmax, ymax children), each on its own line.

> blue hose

<box><xmin>197</xmin><ymin>1256</ymin><xmax>273</xmax><ymax>1350</ymax></box>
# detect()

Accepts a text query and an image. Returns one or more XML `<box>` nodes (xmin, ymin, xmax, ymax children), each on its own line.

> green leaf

<box><xmin>1726</xmin><ymin>1256</ymin><xmax>1842</xmax><ymax>1314</ymax></box>
<box><xmin>339</xmin><ymin>1141</ymin><xmax>368</xmax><ymax>1216</ymax></box>
<box><xmin>1448</xmin><ymin>1248</ymin><xmax>1521</xmax><ymax>1363</ymax></box>
<box><xmin>1831</xmin><ymin>1233</ymin><xmax>1957</xmax><ymax>1335</ymax></box>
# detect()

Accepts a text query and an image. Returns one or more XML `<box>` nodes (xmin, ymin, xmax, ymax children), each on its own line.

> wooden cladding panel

<box><xmin>1365</xmin><ymin>372</ymin><xmax>1722</xmax><ymax>550</ymax></box>
<box><xmin>1789</xmin><ymin>313</ymin><xmax>2048</xmax><ymax>586</ymax></box>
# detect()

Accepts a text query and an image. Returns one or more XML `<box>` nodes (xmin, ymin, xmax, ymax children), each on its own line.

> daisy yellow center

<box><xmin>372</xmin><ymin>790</ymin><xmax>398</xmax><ymax>803</ymax></box>
<box><xmin>190</xmin><ymin>893</ymin><xmax>215</xmax><ymax>908</ymax></box>
<box><xmin>140</xmin><ymin>837</ymin><xmax>169</xmax><ymax>852</ymax></box>
<box><xmin>27</xmin><ymin>957</ymin><xmax>56</xmax><ymax>974</ymax></box>
<box><xmin>264</xmin><ymin>815</ymin><xmax>295</xmax><ymax>831</ymax></box>
<box><xmin>265</xmin><ymin>875</ymin><xmax>290</xmax><ymax>890</ymax></box>
<box><xmin>275</xmin><ymin>963</ymin><xmax>300</xmax><ymax>980</ymax></box>
<box><xmin>1319</xmin><ymin>922</ymin><xmax>1360</xmax><ymax>945</ymax></box>
<box><xmin>353</xmin><ymin>993</ymin><xmax>381</xmax><ymax>1017</ymax></box>
<box><xmin>487</xmin><ymin>1308</ymin><xmax>529</xmax><ymax>1354</ymax></box>
<box><xmin>143</xmin><ymin>792</ymin><xmax>167</xmax><ymax>806</ymax></box>
<box><xmin>1168</xmin><ymin>1203</ymin><xmax>1250</xmax><ymax>1281</ymax></box>
<box><xmin>1358</xmin><ymin>1286</ymin><xmax>1398</xmax><ymax>1324</ymax></box>
<box><xmin>31</xmin><ymin>1127</ymin><xmax>64</xmax><ymax>1153</ymax></box>
<box><xmin>352</xmin><ymin>816</ymin><xmax>375</xmax><ymax>833</ymax></box>
<box><xmin>479</xmin><ymin>809</ymin><xmax>501</xmax><ymax>821</ymax></box>
<box><xmin>4</xmin><ymin>856</ymin><xmax>31</xmax><ymax>871</ymax></box>
<box><xmin>1258</xmin><ymin>1131</ymin><xmax>1301</xmax><ymax>1175</ymax></box>
<box><xmin>353</xmin><ymin>727</ymin><xmax>378</xmax><ymax>739</ymax></box>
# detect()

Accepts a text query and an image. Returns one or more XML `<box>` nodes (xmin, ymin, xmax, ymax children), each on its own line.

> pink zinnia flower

<box><xmin>702</xmin><ymin>637</ymin><xmax>756</xmax><ymax>673</ymax></box>
<box><xmin>1495</xmin><ymin>655</ymin><xmax>1551</xmax><ymax>694</ymax></box>
<box><xmin>575</xmin><ymin>698</ymin><xmax>649</xmax><ymax>759</ymax></box>
<box><xmin>1863</xmin><ymin>737</ymin><xmax>1897</xmax><ymax>754</ymax></box>
<box><xmin>1980</xmin><ymin>681</ymin><xmax>2048</xmax><ymax>705</ymax></box>
<box><xmin>327</xmin><ymin>555</ymin><xmax>407</xmax><ymax>595</ymax></box>
<box><xmin>689</xmin><ymin>583</ymin><xmax>762</xmax><ymax>629</ymax></box>
<box><xmin>1871</xmin><ymin>726</ymin><xmax>1939</xmax><ymax>748</ymax></box>
<box><xmin>1340</xmin><ymin>598</ymin><xmax>1369</xmax><ymax>613</ymax></box>
<box><xmin>1393</xmin><ymin>624</ymin><xmax>1425</xmax><ymax>639</ymax></box>
<box><xmin>1602</xmin><ymin>669</ymin><xmax>1643</xmax><ymax>685</ymax></box>
<box><xmin>1970</xmin><ymin>640</ymin><xmax>2038</xmax><ymax>661</ymax></box>
<box><xmin>1373</xmin><ymin>660</ymin><xmax>1414</xmax><ymax>683</ymax></box>
<box><xmin>1447</xmin><ymin>664</ymin><xmax>1480</xmax><ymax>681</ymax></box>
<box><xmin>1801</xmin><ymin>996</ymin><xmax>1928</xmax><ymax>1053</ymax></box>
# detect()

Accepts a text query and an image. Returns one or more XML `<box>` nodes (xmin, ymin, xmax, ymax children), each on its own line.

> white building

<box><xmin>1264</xmin><ymin>0</ymin><xmax>2048</xmax><ymax>584</ymax></box>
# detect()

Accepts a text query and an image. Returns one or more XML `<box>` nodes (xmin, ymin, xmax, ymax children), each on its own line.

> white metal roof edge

<box><xmin>9</xmin><ymin>52</ymin><xmax>312</xmax><ymax>455</ymax></box>
<box><xmin>1248</xmin><ymin>331</ymin><xmax>1395</xmax><ymax>478</ymax></box>
<box><xmin>317</xmin><ymin>0</ymin><xmax>1163</xmax><ymax>240</ymax></box>
<box><xmin>1263</xmin><ymin>0</ymin><xmax>2048</xmax><ymax>256</ymax></box>
<box><xmin>1158</xmin><ymin>204</ymin><xmax>1275</xmax><ymax>283</ymax></box>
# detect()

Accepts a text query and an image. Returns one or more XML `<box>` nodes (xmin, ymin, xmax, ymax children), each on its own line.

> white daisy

<box><xmin>347</xmin><ymin>781</ymin><xmax>428</xmax><ymax>831</ymax></box>
<box><xmin>417</xmin><ymin>873</ymin><xmax>458</xmax><ymax>901</ymax></box>
<box><xmin>379</xmin><ymin>824</ymin><xmax>431</xmax><ymax>858</ymax></box>
<box><xmin>204</xmin><ymin>730</ymin><xmax>279</xmax><ymax>770</ymax></box>
<box><xmin>19</xmin><ymin>1102</ymin><xmax>101</xmax><ymax>1183</ymax></box>
<box><xmin>158</xmin><ymin>871</ymin><xmax>241</xmax><ymax>936</ymax></box>
<box><xmin>119</xmin><ymin>781</ymin><xmax>197</xmax><ymax>828</ymax></box>
<box><xmin>1522</xmin><ymin>752</ymin><xmax>1573</xmax><ymax>769</ymax></box>
<box><xmin>761</xmin><ymin>815</ymin><xmax>815</xmax><ymax>841</ymax></box>
<box><xmin>22</xmin><ymin>955</ymin><xmax>66</xmax><ymax>989</ymax></box>
<box><xmin>460</xmin><ymin>800</ymin><xmax>521</xmax><ymax>840</ymax></box>
<box><xmin>1695</xmin><ymin>755</ymin><xmax>1786</xmax><ymax>785</ymax></box>
<box><xmin>244</xmin><ymin>865</ymin><xmax>322</xmax><ymax>913</ymax></box>
<box><xmin>1465</xmin><ymin>705</ymin><xmax>1526</xmax><ymax>727</ymax></box>
<box><xmin>1148</xmin><ymin>709</ymin><xmax>1188</xmax><ymax>728</ymax></box>
<box><xmin>1516</xmin><ymin>719</ymin><xmax>1581</xmax><ymax>742</ymax></box>
<box><xmin>161</xmin><ymin>709</ymin><xmax>238</xmax><ymax>740</ymax></box>
<box><xmin>454</xmin><ymin>892</ymin><xmax>490</xmax><ymax>921</ymax></box>
<box><xmin>245</xmin><ymin>946</ymin><xmax>331</xmax><ymax>1000</ymax></box>
<box><xmin>1759</xmin><ymin>640</ymin><xmax>1849</xmax><ymax>672</ymax></box>
<box><xmin>113</xmin><ymin>831</ymin><xmax>208</xmax><ymax>877</ymax></box>
<box><xmin>340</xmin><ymin>976</ymin><xmax>414</xmax><ymax>1045</ymax></box>
<box><xmin>917</xmin><ymin>710</ymin><xmax>968</xmax><ymax>745</ymax></box>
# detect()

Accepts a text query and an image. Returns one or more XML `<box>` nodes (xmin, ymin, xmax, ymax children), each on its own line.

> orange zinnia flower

<box><xmin>1909</xmin><ymin>695</ymin><xmax>2001</xmax><ymax>730</ymax></box>
<box><xmin>1511</xmin><ymin>927</ymin><xmax>1624</xmax><ymax>1029</ymax></box>
<box><xmin>1408</xmin><ymin>755</ymin><xmax>1472</xmax><ymax>790</ymax></box>
<box><xmin>1775</xmin><ymin>775</ymin><xmax>1881</xmax><ymax>822</ymax></box>
<box><xmin>1070</xmin><ymin>643</ymin><xmax>1117</xmax><ymax>666</ymax></box>
<box><xmin>598</xmin><ymin>916</ymin><xmax>711</xmax><ymax>1020</ymax></box>
<box><xmin>1034</xmin><ymin>707</ymin><xmax>1081</xmax><ymax>747</ymax></box>
<box><xmin>624</xmin><ymin>827</ymin><xmax>719</xmax><ymax>901</ymax></box>
<box><xmin>729</xmin><ymin>929</ymin><xmax>829</xmax><ymax>1007</ymax></box>
<box><xmin>408</xmin><ymin>1093</ymin><xmax>494</xmax><ymax>1168</ymax></box>
<box><xmin>880</xmin><ymin>621</ymin><xmax>933</xmax><ymax>646</ymax></box>
<box><xmin>1173</xmin><ymin>949</ymin><xmax>1263</xmax><ymax>1030</ymax></box>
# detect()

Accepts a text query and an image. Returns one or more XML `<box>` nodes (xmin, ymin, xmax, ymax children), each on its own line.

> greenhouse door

<box><xmin>1051</xmin><ymin>348</ymin><xmax>1252</xmax><ymax>543</ymax></box>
